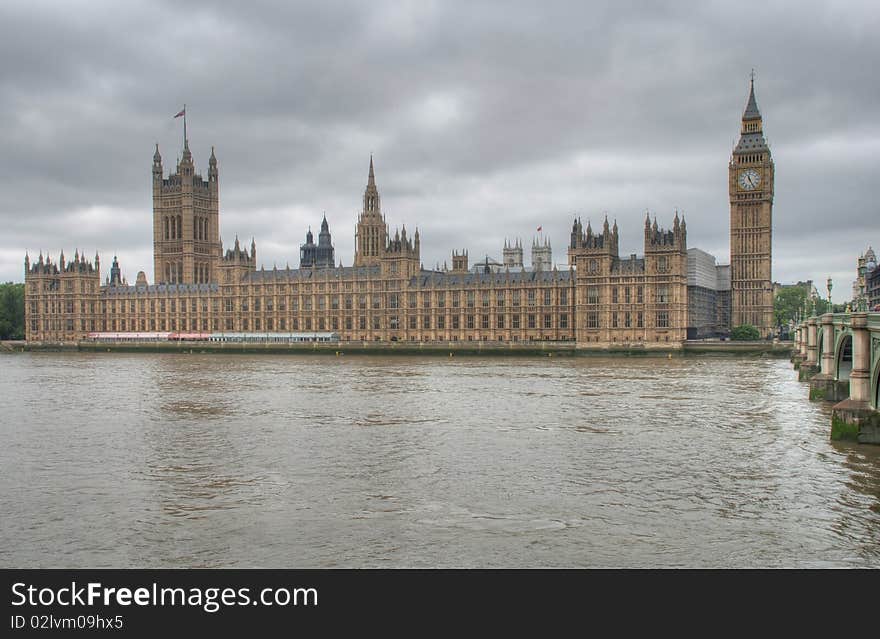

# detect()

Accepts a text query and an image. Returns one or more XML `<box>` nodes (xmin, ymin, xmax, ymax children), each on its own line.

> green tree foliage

<box><xmin>0</xmin><ymin>282</ymin><xmax>25</xmax><ymax>340</ymax></box>
<box><xmin>773</xmin><ymin>286</ymin><xmax>807</xmax><ymax>326</ymax></box>
<box><xmin>731</xmin><ymin>324</ymin><xmax>761</xmax><ymax>341</ymax></box>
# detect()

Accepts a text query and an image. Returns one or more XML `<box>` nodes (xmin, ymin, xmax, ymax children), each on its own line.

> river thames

<box><xmin>1</xmin><ymin>352</ymin><xmax>878</xmax><ymax>568</ymax></box>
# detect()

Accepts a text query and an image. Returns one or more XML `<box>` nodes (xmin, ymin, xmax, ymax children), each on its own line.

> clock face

<box><xmin>738</xmin><ymin>168</ymin><xmax>761</xmax><ymax>191</ymax></box>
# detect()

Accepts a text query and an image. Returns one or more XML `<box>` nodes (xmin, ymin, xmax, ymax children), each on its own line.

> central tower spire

<box><xmin>354</xmin><ymin>155</ymin><xmax>388</xmax><ymax>267</ymax></box>
<box><xmin>363</xmin><ymin>154</ymin><xmax>380</xmax><ymax>214</ymax></box>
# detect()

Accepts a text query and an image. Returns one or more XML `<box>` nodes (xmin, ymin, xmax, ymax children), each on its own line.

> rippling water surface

<box><xmin>1</xmin><ymin>352</ymin><xmax>878</xmax><ymax>567</ymax></box>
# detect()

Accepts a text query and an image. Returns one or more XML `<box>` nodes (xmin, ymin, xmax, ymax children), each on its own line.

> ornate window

<box><xmin>657</xmin><ymin>256</ymin><xmax>668</xmax><ymax>273</ymax></box>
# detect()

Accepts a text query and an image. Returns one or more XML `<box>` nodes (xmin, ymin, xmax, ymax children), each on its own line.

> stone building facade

<box><xmin>25</xmin><ymin>152</ymin><xmax>694</xmax><ymax>347</ymax></box>
<box><xmin>38</xmin><ymin>60</ymin><xmax>814</xmax><ymax>352</ymax></box>
<box><xmin>567</xmin><ymin>214</ymin><xmax>689</xmax><ymax>346</ymax></box>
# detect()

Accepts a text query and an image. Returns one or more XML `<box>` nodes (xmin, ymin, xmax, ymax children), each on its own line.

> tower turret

<box><xmin>451</xmin><ymin>250</ymin><xmax>468</xmax><ymax>273</ymax></box>
<box><xmin>153</xmin><ymin>139</ymin><xmax>221</xmax><ymax>285</ymax></box>
<box><xmin>503</xmin><ymin>237</ymin><xmax>524</xmax><ymax>268</ymax></box>
<box><xmin>152</xmin><ymin>144</ymin><xmax>163</xmax><ymax>185</ymax></box>
<box><xmin>208</xmin><ymin>146</ymin><xmax>218</xmax><ymax>183</ymax></box>
<box><xmin>532</xmin><ymin>235</ymin><xmax>552</xmax><ymax>271</ymax></box>
<box><xmin>109</xmin><ymin>255</ymin><xmax>122</xmax><ymax>286</ymax></box>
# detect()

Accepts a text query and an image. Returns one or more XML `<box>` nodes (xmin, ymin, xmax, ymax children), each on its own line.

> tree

<box><xmin>773</xmin><ymin>286</ymin><xmax>808</xmax><ymax>326</ymax></box>
<box><xmin>731</xmin><ymin>324</ymin><xmax>761</xmax><ymax>341</ymax></box>
<box><xmin>0</xmin><ymin>282</ymin><xmax>25</xmax><ymax>340</ymax></box>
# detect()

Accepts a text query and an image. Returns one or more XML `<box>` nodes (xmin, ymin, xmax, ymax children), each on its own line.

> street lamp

<box><xmin>826</xmin><ymin>277</ymin><xmax>833</xmax><ymax>313</ymax></box>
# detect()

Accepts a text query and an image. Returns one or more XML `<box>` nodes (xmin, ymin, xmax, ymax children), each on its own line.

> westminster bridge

<box><xmin>792</xmin><ymin>312</ymin><xmax>880</xmax><ymax>443</ymax></box>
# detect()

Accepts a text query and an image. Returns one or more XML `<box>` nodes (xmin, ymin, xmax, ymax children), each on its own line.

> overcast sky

<box><xmin>1</xmin><ymin>0</ymin><xmax>877</xmax><ymax>302</ymax></box>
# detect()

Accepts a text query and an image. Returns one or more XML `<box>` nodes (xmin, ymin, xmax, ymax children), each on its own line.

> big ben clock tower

<box><xmin>730</xmin><ymin>73</ymin><xmax>774</xmax><ymax>337</ymax></box>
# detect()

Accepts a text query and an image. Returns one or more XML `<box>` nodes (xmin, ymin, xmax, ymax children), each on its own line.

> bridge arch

<box><xmin>873</xmin><ymin>351</ymin><xmax>880</xmax><ymax>410</ymax></box>
<box><xmin>868</xmin><ymin>339</ymin><xmax>880</xmax><ymax>410</ymax></box>
<box><xmin>835</xmin><ymin>332</ymin><xmax>853</xmax><ymax>381</ymax></box>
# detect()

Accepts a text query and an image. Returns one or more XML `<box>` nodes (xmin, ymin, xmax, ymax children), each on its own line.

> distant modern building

<box><xmin>715</xmin><ymin>264</ymin><xmax>731</xmax><ymax>334</ymax></box>
<box><xmin>686</xmin><ymin>248</ymin><xmax>728</xmax><ymax>339</ymax></box>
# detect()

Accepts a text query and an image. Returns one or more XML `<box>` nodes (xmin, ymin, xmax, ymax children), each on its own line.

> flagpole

<box><xmin>183</xmin><ymin>103</ymin><xmax>187</xmax><ymax>147</ymax></box>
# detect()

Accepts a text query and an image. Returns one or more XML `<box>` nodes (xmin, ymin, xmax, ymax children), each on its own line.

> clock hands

<box><xmin>740</xmin><ymin>170</ymin><xmax>759</xmax><ymax>190</ymax></box>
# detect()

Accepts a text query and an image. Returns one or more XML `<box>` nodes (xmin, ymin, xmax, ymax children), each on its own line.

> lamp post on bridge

<box><xmin>826</xmin><ymin>277</ymin><xmax>833</xmax><ymax>314</ymax></box>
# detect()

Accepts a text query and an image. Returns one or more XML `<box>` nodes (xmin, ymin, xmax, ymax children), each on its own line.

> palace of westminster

<box><xmin>23</xmin><ymin>79</ymin><xmax>775</xmax><ymax>347</ymax></box>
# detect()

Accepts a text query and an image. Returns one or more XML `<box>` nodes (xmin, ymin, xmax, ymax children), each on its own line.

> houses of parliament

<box><xmin>23</xmin><ymin>78</ymin><xmax>775</xmax><ymax>346</ymax></box>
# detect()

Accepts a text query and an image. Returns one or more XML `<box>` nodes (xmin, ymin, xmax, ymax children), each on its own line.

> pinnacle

<box><xmin>743</xmin><ymin>73</ymin><xmax>761</xmax><ymax>120</ymax></box>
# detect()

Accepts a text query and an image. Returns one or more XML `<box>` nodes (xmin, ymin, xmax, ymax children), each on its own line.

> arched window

<box><xmin>164</xmin><ymin>217</ymin><xmax>169</xmax><ymax>240</ymax></box>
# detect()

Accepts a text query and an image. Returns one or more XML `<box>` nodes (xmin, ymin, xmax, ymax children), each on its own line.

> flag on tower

<box><xmin>174</xmin><ymin>108</ymin><xmax>185</xmax><ymax>118</ymax></box>
<box><xmin>536</xmin><ymin>226</ymin><xmax>542</xmax><ymax>232</ymax></box>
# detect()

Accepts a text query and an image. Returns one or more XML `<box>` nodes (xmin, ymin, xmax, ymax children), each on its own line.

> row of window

<box><xmin>35</xmin><ymin>313</ymin><xmax>572</xmax><ymax>335</ymax></box>
<box><xmin>37</xmin><ymin>280</ymin><xmax>96</xmax><ymax>293</ymax></box>
<box><xmin>583</xmin><ymin>256</ymin><xmax>672</xmax><ymax>274</ymax></box>
<box><xmin>584</xmin><ymin>311</ymin><xmax>669</xmax><ymax>329</ymax></box>
<box><xmin>587</xmin><ymin>286</ymin><xmax>670</xmax><ymax>304</ymax></box>
<box><xmin>34</xmin><ymin>287</ymin><xmax>680</xmax><ymax>317</ymax></box>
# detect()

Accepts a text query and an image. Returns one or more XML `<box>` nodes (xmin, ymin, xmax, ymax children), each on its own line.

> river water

<box><xmin>1</xmin><ymin>352</ymin><xmax>878</xmax><ymax>568</ymax></box>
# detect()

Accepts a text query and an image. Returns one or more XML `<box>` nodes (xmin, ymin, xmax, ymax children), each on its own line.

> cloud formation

<box><xmin>1</xmin><ymin>0</ymin><xmax>878</xmax><ymax>301</ymax></box>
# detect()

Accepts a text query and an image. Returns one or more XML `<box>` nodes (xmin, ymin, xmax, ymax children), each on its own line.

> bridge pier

<box><xmin>831</xmin><ymin>313</ymin><xmax>880</xmax><ymax>443</ymax></box>
<box><xmin>798</xmin><ymin>318</ymin><xmax>820</xmax><ymax>381</ymax></box>
<box><xmin>809</xmin><ymin>314</ymin><xmax>849</xmax><ymax>401</ymax></box>
<box><xmin>799</xmin><ymin>323</ymin><xmax>808</xmax><ymax>360</ymax></box>
<box><xmin>791</xmin><ymin>326</ymin><xmax>805</xmax><ymax>367</ymax></box>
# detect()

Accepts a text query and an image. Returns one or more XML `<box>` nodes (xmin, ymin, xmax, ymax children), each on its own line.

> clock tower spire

<box><xmin>729</xmin><ymin>72</ymin><xmax>774</xmax><ymax>337</ymax></box>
